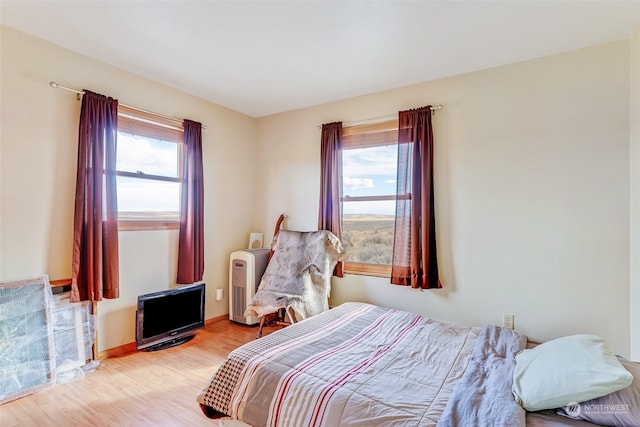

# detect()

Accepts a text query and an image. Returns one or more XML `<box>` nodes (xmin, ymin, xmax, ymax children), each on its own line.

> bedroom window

<box><xmin>342</xmin><ymin>119</ymin><xmax>398</xmax><ymax>277</ymax></box>
<box><xmin>116</xmin><ymin>105</ymin><xmax>183</xmax><ymax>231</ymax></box>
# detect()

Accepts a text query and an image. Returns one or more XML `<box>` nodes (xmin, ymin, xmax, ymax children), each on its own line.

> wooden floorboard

<box><xmin>0</xmin><ymin>319</ymin><xmax>285</xmax><ymax>427</ymax></box>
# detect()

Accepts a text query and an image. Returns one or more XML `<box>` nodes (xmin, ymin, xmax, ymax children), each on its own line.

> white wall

<box><xmin>256</xmin><ymin>41</ymin><xmax>632</xmax><ymax>355</ymax></box>
<box><xmin>630</xmin><ymin>24</ymin><xmax>640</xmax><ymax>360</ymax></box>
<box><xmin>0</xmin><ymin>25</ymin><xmax>258</xmax><ymax>351</ymax></box>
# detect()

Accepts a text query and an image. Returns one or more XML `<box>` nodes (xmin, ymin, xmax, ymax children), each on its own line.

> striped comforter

<box><xmin>198</xmin><ymin>302</ymin><xmax>482</xmax><ymax>426</ymax></box>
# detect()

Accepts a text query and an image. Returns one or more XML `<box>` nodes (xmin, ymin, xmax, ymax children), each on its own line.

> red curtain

<box><xmin>391</xmin><ymin>106</ymin><xmax>441</xmax><ymax>289</ymax></box>
<box><xmin>318</xmin><ymin>122</ymin><xmax>344</xmax><ymax>277</ymax></box>
<box><xmin>71</xmin><ymin>90</ymin><xmax>120</xmax><ymax>302</ymax></box>
<box><xmin>177</xmin><ymin>119</ymin><xmax>204</xmax><ymax>284</ymax></box>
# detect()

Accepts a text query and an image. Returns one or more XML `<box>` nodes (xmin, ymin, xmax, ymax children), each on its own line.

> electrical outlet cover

<box><xmin>503</xmin><ymin>314</ymin><xmax>514</xmax><ymax>330</ymax></box>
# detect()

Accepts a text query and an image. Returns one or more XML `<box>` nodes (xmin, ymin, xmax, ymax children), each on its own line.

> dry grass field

<box><xmin>342</xmin><ymin>214</ymin><xmax>394</xmax><ymax>265</ymax></box>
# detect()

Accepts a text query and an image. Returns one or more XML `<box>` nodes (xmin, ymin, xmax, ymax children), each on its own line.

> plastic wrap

<box><xmin>0</xmin><ymin>277</ymin><xmax>99</xmax><ymax>405</ymax></box>
<box><xmin>51</xmin><ymin>293</ymin><xmax>97</xmax><ymax>384</ymax></box>
<box><xmin>0</xmin><ymin>276</ymin><xmax>55</xmax><ymax>405</ymax></box>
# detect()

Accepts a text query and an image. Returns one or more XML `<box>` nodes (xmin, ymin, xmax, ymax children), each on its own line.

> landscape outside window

<box><xmin>342</xmin><ymin>144</ymin><xmax>397</xmax><ymax>266</ymax></box>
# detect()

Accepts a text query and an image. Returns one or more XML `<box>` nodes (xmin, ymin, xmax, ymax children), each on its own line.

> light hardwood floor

<box><xmin>0</xmin><ymin>319</ymin><xmax>283</xmax><ymax>427</ymax></box>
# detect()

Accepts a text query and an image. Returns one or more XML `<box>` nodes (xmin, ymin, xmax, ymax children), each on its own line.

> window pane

<box><xmin>343</xmin><ymin>200</ymin><xmax>395</xmax><ymax>265</ymax></box>
<box><xmin>117</xmin><ymin>176</ymin><xmax>179</xmax><ymax>219</ymax></box>
<box><xmin>117</xmin><ymin>132</ymin><xmax>179</xmax><ymax>177</ymax></box>
<box><xmin>342</xmin><ymin>143</ymin><xmax>397</xmax><ymax>267</ymax></box>
<box><xmin>342</xmin><ymin>145</ymin><xmax>397</xmax><ymax>198</ymax></box>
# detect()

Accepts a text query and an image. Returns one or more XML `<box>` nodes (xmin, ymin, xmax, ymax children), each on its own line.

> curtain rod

<box><xmin>316</xmin><ymin>105</ymin><xmax>442</xmax><ymax>130</ymax></box>
<box><xmin>49</xmin><ymin>81</ymin><xmax>207</xmax><ymax>129</ymax></box>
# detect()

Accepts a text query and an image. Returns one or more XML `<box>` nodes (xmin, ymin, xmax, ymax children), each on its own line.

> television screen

<box><xmin>136</xmin><ymin>283</ymin><xmax>205</xmax><ymax>351</ymax></box>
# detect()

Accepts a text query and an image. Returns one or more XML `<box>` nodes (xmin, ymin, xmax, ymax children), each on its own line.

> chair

<box><xmin>244</xmin><ymin>227</ymin><xmax>344</xmax><ymax>338</ymax></box>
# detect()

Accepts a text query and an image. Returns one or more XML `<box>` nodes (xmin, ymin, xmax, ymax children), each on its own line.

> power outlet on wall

<box><xmin>216</xmin><ymin>288</ymin><xmax>223</xmax><ymax>301</ymax></box>
<box><xmin>502</xmin><ymin>313</ymin><xmax>515</xmax><ymax>330</ymax></box>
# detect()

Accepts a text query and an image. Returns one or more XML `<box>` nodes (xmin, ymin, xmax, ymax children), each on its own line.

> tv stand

<box><xmin>144</xmin><ymin>334</ymin><xmax>195</xmax><ymax>352</ymax></box>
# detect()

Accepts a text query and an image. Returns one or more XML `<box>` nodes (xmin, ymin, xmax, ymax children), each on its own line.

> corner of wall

<box><xmin>630</xmin><ymin>23</ymin><xmax>640</xmax><ymax>360</ymax></box>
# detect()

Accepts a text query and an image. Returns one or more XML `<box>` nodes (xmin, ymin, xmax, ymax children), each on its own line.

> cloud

<box><xmin>343</xmin><ymin>145</ymin><xmax>397</xmax><ymax>178</ymax></box>
<box><xmin>344</xmin><ymin>176</ymin><xmax>374</xmax><ymax>189</ymax></box>
<box><xmin>117</xmin><ymin>132</ymin><xmax>178</xmax><ymax>176</ymax></box>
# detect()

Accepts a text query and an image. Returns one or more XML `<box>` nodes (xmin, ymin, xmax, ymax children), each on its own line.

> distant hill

<box><xmin>343</xmin><ymin>214</ymin><xmax>394</xmax><ymax>222</ymax></box>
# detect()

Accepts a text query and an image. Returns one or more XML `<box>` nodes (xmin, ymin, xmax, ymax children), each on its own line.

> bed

<box><xmin>197</xmin><ymin>302</ymin><xmax>638</xmax><ymax>426</ymax></box>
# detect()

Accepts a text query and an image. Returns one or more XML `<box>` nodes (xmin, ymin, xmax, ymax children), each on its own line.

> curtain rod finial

<box><xmin>49</xmin><ymin>81</ymin><xmax>58</xmax><ymax>88</ymax></box>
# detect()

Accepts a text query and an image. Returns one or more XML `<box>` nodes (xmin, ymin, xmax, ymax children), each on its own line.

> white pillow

<box><xmin>512</xmin><ymin>334</ymin><xmax>633</xmax><ymax>411</ymax></box>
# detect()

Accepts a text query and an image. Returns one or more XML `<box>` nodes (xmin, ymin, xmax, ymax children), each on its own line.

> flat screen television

<box><xmin>135</xmin><ymin>283</ymin><xmax>205</xmax><ymax>351</ymax></box>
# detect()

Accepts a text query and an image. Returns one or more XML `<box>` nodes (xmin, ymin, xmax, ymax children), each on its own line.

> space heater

<box><xmin>229</xmin><ymin>248</ymin><xmax>270</xmax><ymax>325</ymax></box>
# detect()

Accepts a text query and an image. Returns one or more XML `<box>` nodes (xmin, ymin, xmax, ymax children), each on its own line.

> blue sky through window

<box><xmin>342</xmin><ymin>144</ymin><xmax>397</xmax><ymax>216</ymax></box>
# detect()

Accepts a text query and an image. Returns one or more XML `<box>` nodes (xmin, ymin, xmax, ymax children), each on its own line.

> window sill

<box><xmin>118</xmin><ymin>220</ymin><xmax>179</xmax><ymax>231</ymax></box>
<box><xmin>344</xmin><ymin>262</ymin><xmax>391</xmax><ymax>278</ymax></box>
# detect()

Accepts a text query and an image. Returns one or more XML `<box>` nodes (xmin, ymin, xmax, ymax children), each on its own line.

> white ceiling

<box><xmin>1</xmin><ymin>1</ymin><xmax>639</xmax><ymax>117</ymax></box>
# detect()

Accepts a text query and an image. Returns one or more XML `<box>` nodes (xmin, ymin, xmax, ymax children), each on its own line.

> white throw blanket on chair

<box><xmin>244</xmin><ymin>229</ymin><xmax>344</xmax><ymax>323</ymax></box>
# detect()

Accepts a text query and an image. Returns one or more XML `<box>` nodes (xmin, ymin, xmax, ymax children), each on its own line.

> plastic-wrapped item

<box><xmin>51</xmin><ymin>292</ymin><xmax>98</xmax><ymax>384</ymax></box>
<box><xmin>0</xmin><ymin>276</ymin><xmax>55</xmax><ymax>405</ymax></box>
<box><xmin>0</xmin><ymin>277</ymin><xmax>99</xmax><ymax>404</ymax></box>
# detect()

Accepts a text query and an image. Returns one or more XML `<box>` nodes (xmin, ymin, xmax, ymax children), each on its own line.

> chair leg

<box><xmin>256</xmin><ymin>315</ymin><xmax>266</xmax><ymax>339</ymax></box>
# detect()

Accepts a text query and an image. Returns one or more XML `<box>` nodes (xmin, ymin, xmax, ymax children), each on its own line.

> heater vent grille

<box><xmin>232</xmin><ymin>285</ymin><xmax>246</xmax><ymax>323</ymax></box>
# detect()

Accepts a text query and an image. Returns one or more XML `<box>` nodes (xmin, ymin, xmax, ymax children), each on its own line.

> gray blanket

<box><xmin>437</xmin><ymin>325</ymin><xmax>528</xmax><ymax>427</ymax></box>
<box><xmin>244</xmin><ymin>229</ymin><xmax>343</xmax><ymax>322</ymax></box>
